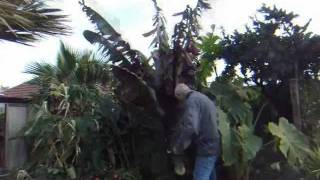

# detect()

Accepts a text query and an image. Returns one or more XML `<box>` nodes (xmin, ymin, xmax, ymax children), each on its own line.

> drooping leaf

<box><xmin>143</xmin><ymin>28</ymin><xmax>157</xmax><ymax>37</ymax></box>
<box><xmin>81</xmin><ymin>4</ymin><xmax>145</xmax><ymax>73</ymax></box>
<box><xmin>147</xmin><ymin>0</ymin><xmax>169</xmax><ymax>51</ymax></box>
<box><xmin>112</xmin><ymin>66</ymin><xmax>164</xmax><ymax>116</ymax></box>
<box><xmin>80</xmin><ymin>1</ymin><xmax>120</xmax><ymax>38</ymax></box>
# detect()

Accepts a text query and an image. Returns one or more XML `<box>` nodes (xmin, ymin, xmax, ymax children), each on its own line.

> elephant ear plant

<box><xmin>208</xmin><ymin>79</ymin><xmax>263</xmax><ymax>180</ymax></box>
<box><xmin>268</xmin><ymin>117</ymin><xmax>320</xmax><ymax>179</ymax></box>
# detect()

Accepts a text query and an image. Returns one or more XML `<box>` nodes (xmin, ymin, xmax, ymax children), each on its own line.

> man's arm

<box><xmin>171</xmin><ymin>100</ymin><xmax>200</xmax><ymax>154</ymax></box>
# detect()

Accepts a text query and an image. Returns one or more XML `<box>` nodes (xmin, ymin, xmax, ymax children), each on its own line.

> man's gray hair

<box><xmin>175</xmin><ymin>83</ymin><xmax>192</xmax><ymax>98</ymax></box>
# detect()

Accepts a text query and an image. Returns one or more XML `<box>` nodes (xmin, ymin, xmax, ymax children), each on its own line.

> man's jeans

<box><xmin>193</xmin><ymin>155</ymin><xmax>217</xmax><ymax>180</ymax></box>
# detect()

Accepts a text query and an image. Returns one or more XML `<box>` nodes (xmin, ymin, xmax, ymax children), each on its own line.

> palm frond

<box><xmin>26</xmin><ymin>41</ymin><xmax>110</xmax><ymax>88</ymax></box>
<box><xmin>76</xmin><ymin>53</ymin><xmax>110</xmax><ymax>86</ymax></box>
<box><xmin>25</xmin><ymin>61</ymin><xmax>58</xmax><ymax>84</ymax></box>
<box><xmin>0</xmin><ymin>0</ymin><xmax>70</xmax><ymax>45</ymax></box>
<box><xmin>56</xmin><ymin>42</ymin><xmax>78</xmax><ymax>83</ymax></box>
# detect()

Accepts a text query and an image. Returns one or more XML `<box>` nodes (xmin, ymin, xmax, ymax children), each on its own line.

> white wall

<box><xmin>0</xmin><ymin>103</ymin><xmax>5</xmax><ymax>113</ymax></box>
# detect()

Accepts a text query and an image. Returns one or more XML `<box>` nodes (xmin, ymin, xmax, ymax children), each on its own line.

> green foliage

<box><xmin>305</xmin><ymin>147</ymin><xmax>320</xmax><ymax>179</ymax></box>
<box><xmin>23</xmin><ymin>44</ymin><xmax>121</xmax><ymax>179</ymax></box>
<box><xmin>267</xmin><ymin>117</ymin><xmax>320</xmax><ymax>179</ymax></box>
<box><xmin>23</xmin><ymin>84</ymin><xmax>113</xmax><ymax>179</ymax></box>
<box><xmin>220</xmin><ymin>4</ymin><xmax>320</xmax><ymax>119</ymax></box>
<box><xmin>26</xmin><ymin>42</ymin><xmax>109</xmax><ymax>86</ymax></box>
<box><xmin>198</xmin><ymin>31</ymin><xmax>221</xmax><ymax>62</ymax></box>
<box><xmin>196</xmin><ymin>31</ymin><xmax>222</xmax><ymax>88</ymax></box>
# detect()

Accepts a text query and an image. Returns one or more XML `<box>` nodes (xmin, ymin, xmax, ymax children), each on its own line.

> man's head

<box><xmin>174</xmin><ymin>83</ymin><xmax>192</xmax><ymax>100</ymax></box>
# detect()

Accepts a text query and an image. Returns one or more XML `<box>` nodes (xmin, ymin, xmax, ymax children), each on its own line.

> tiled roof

<box><xmin>0</xmin><ymin>82</ymin><xmax>39</xmax><ymax>99</ymax></box>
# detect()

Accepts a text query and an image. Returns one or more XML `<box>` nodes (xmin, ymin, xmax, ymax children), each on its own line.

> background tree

<box><xmin>220</xmin><ymin>5</ymin><xmax>320</xmax><ymax>129</ymax></box>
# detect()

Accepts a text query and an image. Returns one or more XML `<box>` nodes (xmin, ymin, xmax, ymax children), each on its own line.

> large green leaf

<box><xmin>209</xmin><ymin>81</ymin><xmax>254</xmax><ymax>125</ymax></box>
<box><xmin>218</xmin><ymin>108</ymin><xmax>237</xmax><ymax>166</ymax></box>
<box><xmin>218</xmin><ymin>108</ymin><xmax>262</xmax><ymax>166</ymax></box>
<box><xmin>238</xmin><ymin>124</ymin><xmax>262</xmax><ymax>161</ymax></box>
<box><xmin>268</xmin><ymin>117</ymin><xmax>311</xmax><ymax>166</ymax></box>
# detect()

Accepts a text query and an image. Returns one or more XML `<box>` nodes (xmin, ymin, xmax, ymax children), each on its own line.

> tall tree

<box><xmin>220</xmin><ymin>5</ymin><xmax>320</xmax><ymax>128</ymax></box>
<box><xmin>24</xmin><ymin>43</ymin><xmax>115</xmax><ymax>179</ymax></box>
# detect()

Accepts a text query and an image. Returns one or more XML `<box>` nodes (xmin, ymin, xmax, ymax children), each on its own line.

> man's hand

<box><xmin>173</xmin><ymin>156</ymin><xmax>186</xmax><ymax>176</ymax></box>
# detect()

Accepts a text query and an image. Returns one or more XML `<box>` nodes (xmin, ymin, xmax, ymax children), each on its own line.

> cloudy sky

<box><xmin>0</xmin><ymin>0</ymin><xmax>320</xmax><ymax>87</ymax></box>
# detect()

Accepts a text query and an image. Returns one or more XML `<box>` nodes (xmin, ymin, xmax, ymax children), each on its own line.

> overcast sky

<box><xmin>0</xmin><ymin>0</ymin><xmax>320</xmax><ymax>87</ymax></box>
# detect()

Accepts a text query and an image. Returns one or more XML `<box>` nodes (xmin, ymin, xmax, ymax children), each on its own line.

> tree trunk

<box><xmin>289</xmin><ymin>78</ymin><xmax>302</xmax><ymax>130</ymax></box>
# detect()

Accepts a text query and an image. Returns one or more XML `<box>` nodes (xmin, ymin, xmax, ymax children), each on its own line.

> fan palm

<box><xmin>25</xmin><ymin>42</ymin><xmax>109</xmax><ymax>87</ymax></box>
<box><xmin>0</xmin><ymin>0</ymin><xmax>69</xmax><ymax>45</ymax></box>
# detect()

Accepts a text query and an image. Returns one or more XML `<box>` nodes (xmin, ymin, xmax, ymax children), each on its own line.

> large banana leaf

<box><xmin>112</xmin><ymin>66</ymin><xmax>163</xmax><ymax>116</ymax></box>
<box><xmin>80</xmin><ymin>2</ymin><xmax>143</xmax><ymax>71</ymax></box>
<box><xmin>80</xmin><ymin>1</ymin><xmax>120</xmax><ymax>39</ymax></box>
<box><xmin>268</xmin><ymin>117</ymin><xmax>311</xmax><ymax>166</ymax></box>
<box><xmin>144</xmin><ymin>0</ymin><xmax>169</xmax><ymax>52</ymax></box>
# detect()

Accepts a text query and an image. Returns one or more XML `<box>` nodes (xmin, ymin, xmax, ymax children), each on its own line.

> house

<box><xmin>0</xmin><ymin>82</ymin><xmax>39</xmax><ymax>172</ymax></box>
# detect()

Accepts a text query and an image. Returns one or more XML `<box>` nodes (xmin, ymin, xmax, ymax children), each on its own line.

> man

<box><xmin>171</xmin><ymin>83</ymin><xmax>220</xmax><ymax>180</ymax></box>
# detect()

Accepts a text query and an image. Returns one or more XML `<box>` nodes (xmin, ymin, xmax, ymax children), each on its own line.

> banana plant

<box><xmin>80</xmin><ymin>0</ymin><xmax>211</xmax><ymax>179</ymax></box>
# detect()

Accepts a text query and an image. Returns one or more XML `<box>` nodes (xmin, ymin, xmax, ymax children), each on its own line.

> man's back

<box><xmin>186</xmin><ymin>91</ymin><xmax>220</xmax><ymax>155</ymax></box>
